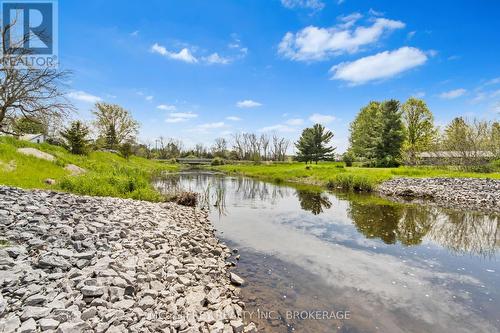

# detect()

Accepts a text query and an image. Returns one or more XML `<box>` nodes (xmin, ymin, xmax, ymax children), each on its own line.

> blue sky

<box><xmin>60</xmin><ymin>0</ymin><xmax>500</xmax><ymax>152</ymax></box>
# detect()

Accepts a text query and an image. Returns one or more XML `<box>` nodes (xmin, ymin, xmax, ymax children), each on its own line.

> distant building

<box><xmin>20</xmin><ymin>133</ymin><xmax>46</xmax><ymax>144</ymax></box>
<box><xmin>418</xmin><ymin>151</ymin><xmax>494</xmax><ymax>164</ymax></box>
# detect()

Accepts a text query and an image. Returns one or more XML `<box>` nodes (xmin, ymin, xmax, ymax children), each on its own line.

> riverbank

<box><xmin>0</xmin><ymin>186</ymin><xmax>255</xmax><ymax>332</ymax></box>
<box><xmin>377</xmin><ymin>177</ymin><xmax>500</xmax><ymax>213</ymax></box>
<box><xmin>0</xmin><ymin>137</ymin><xmax>178</xmax><ymax>202</ymax></box>
<box><xmin>212</xmin><ymin>162</ymin><xmax>500</xmax><ymax>192</ymax></box>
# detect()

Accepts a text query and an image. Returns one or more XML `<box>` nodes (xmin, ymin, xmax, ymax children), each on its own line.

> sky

<box><xmin>59</xmin><ymin>0</ymin><xmax>500</xmax><ymax>153</ymax></box>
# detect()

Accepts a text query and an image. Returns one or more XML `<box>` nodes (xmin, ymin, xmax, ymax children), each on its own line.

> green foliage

<box><xmin>342</xmin><ymin>151</ymin><xmax>355</xmax><ymax>167</ymax></box>
<box><xmin>60</xmin><ymin>121</ymin><xmax>90</xmax><ymax>155</ymax></box>
<box><xmin>295</xmin><ymin>123</ymin><xmax>335</xmax><ymax>164</ymax></box>
<box><xmin>119</xmin><ymin>142</ymin><xmax>133</xmax><ymax>160</ymax></box>
<box><xmin>402</xmin><ymin>97</ymin><xmax>436</xmax><ymax>164</ymax></box>
<box><xmin>105</xmin><ymin>124</ymin><xmax>119</xmax><ymax>150</ymax></box>
<box><xmin>376</xmin><ymin>99</ymin><xmax>406</xmax><ymax>166</ymax></box>
<box><xmin>211</xmin><ymin>157</ymin><xmax>225</xmax><ymax>166</ymax></box>
<box><xmin>0</xmin><ymin>137</ymin><xmax>178</xmax><ymax>201</ymax></box>
<box><xmin>13</xmin><ymin>117</ymin><xmax>47</xmax><ymax>135</ymax></box>
<box><xmin>212</xmin><ymin>161</ymin><xmax>500</xmax><ymax>192</ymax></box>
<box><xmin>93</xmin><ymin>102</ymin><xmax>139</xmax><ymax>145</ymax></box>
<box><xmin>349</xmin><ymin>100</ymin><xmax>405</xmax><ymax>167</ymax></box>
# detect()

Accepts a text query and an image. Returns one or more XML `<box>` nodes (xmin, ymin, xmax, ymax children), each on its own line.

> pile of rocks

<box><xmin>0</xmin><ymin>186</ymin><xmax>256</xmax><ymax>333</ymax></box>
<box><xmin>377</xmin><ymin>177</ymin><xmax>500</xmax><ymax>212</ymax></box>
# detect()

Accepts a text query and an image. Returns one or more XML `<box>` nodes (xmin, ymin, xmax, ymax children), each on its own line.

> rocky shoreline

<box><xmin>0</xmin><ymin>186</ymin><xmax>256</xmax><ymax>333</ymax></box>
<box><xmin>377</xmin><ymin>177</ymin><xmax>500</xmax><ymax>213</ymax></box>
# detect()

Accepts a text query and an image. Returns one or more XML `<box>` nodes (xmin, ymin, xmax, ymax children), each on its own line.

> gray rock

<box><xmin>0</xmin><ymin>315</ymin><xmax>21</xmax><ymax>333</ymax></box>
<box><xmin>81</xmin><ymin>285</ymin><xmax>105</xmax><ymax>297</ymax></box>
<box><xmin>56</xmin><ymin>321</ymin><xmax>89</xmax><ymax>333</ymax></box>
<box><xmin>138</xmin><ymin>296</ymin><xmax>155</xmax><ymax>309</ymax></box>
<box><xmin>229</xmin><ymin>273</ymin><xmax>244</xmax><ymax>286</ymax></box>
<box><xmin>19</xmin><ymin>318</ymin><xmax>37</xmax><ymax>333</ymax></box>
<box><xmin>38</xmin><ymin>255</ymin><xmax>71</xmax><ymax>269</ymax></box>
<box><xmin>21</xmin><ymin>306</ymin><xmax>51</xmax><ymax>320</ymax></box>
<box><xmin>39</xmin><ymin>318</ymin><xmax>60</xmax><ymax>330</ymax></box>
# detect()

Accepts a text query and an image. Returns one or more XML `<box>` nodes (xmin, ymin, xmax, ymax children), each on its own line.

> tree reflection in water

<box><xmin>295</xmin><ymin>190</ymin><xmax>332</xmax><ymax>215</ymax></box>
<box><xmin>347</xmin><ymin>197</ymin><xmax>499</xmax><ymax>257</ymax></box>
<box><xmin>156</xmin><ymin>173</ymin><xmax>499</xmax><ymax>258</ymax></box>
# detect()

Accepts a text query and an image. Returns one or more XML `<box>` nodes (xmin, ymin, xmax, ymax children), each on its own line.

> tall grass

<box><xmin>0</xmin><ymin>136</ymin><xmax>178</xmax><ymax>201</ymax></box>
<box><xmin>212</xmin><ymin>161</ymin><xmax>500</xmax><ymax>192</ymax></box>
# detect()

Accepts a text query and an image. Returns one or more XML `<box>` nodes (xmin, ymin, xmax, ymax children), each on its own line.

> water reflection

<box><xmin>295</xmin><ymin>190</ymin><xmax>332</xmax><ymax>215</ymax></box>
<box><xmin>156</xmin><ymin>172</ymin><xmax>499</xmax><ymax>258</ymax></box>
<box><xmin>155</xmin><ymin>172</ymin><xmax>500</xmax><ymax>333</ymax></box>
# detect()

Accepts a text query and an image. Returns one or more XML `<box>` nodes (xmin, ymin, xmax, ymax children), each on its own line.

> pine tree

<box><xmin>105</xmin><ymin>124</ymin><xmax>119</xmax><ymax>150</ymax></box>
<box><xmin>295</xmin><ymin>124</ymin><xmax>335</xmax><ymax>164</ymax></box>
<box><xmin>60</xmin><ymin>121</ymin><xmax>90</xmax><ymax>155</ymax></box>
<box><xmin>376</xmin><ymin>99</ymin><xmax>406</xmax><ymax>166</ymax></box>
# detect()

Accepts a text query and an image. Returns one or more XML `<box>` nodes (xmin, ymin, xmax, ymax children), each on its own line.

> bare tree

<box><xmin>212</xmin><ymin>137</ymin><xmax>227</xmax><ymax>158</ymax></box>
<box><xmin>0</xmin><ymin>19</ymin><xmax>73</xmax><ymax>134</ymax></box>
<box><xmin>260</xmin><ymin>134</ymin><xmax>270</xmax><ymax>161</ymax></box>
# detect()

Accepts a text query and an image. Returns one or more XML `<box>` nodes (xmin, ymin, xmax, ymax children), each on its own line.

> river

<box><xmin>155</xmin><ymin>171</ymin><xmax>500</xmax><ymax>333</ymax></box>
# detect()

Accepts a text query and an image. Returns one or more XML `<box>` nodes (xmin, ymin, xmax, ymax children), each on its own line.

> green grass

<box><xmin>0</xmin><ymin>136</ymin><xmax>179</xmax><ymax>201</ymax></box>
<box><xmin>212</xmin><ymin>161</ymin><xmax>500</xmax><ymax>192</ymax></box>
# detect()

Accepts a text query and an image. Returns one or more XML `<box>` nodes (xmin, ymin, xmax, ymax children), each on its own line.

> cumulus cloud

<box><xmin>67</xmin><ymin>91</ymin><xmax>102</xmax><ymax>103</ymax></box>
<box><xmin>151</xmin><ymin>43</ymin><xmax>198</xmax><ymax>63</ymax></box>
<box><xmin>330</xmin><ymin>47</ymin><xmax>428</xmax><ymax>85</ymax></box>
<box><xmin>309</xmin><ymin>113</ymin><xmax>336</xmax><ymax>124</ymax></box>
<box><xmin>226</xmin><ymin>116</ymin><xmax>241</xmax><ymax>121</ymax></box>
<box><xmin>280</xmin><ymin>0</ymin><xmax>325</xmax><ymax>11</ymax></box>
<box><xmin>236</xmin><ymin>100</ymin><xmax>262</xmax><ymax>108</ymax></box>
<box><xmin>202</xmin><ymin>53</ymin><xmax>231</xmax><ymax>65</ymax></box>
<box><xmin>439</xmin><ymin>88</ymin><xmax>467</xmax><ymax>99</ymax></box>
<box><xmin>157</xmin><ymin>104</ymin><xmax>177</xmax><ymax>111</ymax></box>
<box><xmin>145</xmin><ymin>95</ymin><xmax>153</xmax><ymax>101</ymax></box>
<box><xmin>278</xmin><ymin>16</ymin><xmax>405</xmax><ymax>61</ymax></box>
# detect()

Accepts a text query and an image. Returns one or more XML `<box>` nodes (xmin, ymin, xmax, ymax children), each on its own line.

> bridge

<box><xmin>176</xmin><ymin>158</ymin><xmax>212</xmax><ymax>165</ymax></box>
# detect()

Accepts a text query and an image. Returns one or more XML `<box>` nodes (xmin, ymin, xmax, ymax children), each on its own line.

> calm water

<box><xmin>155</xmin><ymin>171</ymin><xmax>500</xmax><ymax>333</ymax></box>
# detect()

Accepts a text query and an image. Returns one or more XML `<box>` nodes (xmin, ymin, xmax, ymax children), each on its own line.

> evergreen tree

<box><xmin>295</xmin><ymin>124</ymin><xmax>335</xmax><ymax>164</ymax></box>
<box><xmin>105</xmin><ymin>124</ymin><xmax>119</xmax><ymax>149</ymax></box>
<box><xmin>349</xmin><ymin>101</ymin><xmax>382</xmax><ymax>164</ymax></box>
<box><xmin>376</xmin><ymin>99</ymin><xmax>406</xmax><ymax>166</ymax></box>
<box><xmin>60</xmin><ymin>121</ymin><xmax>90</xmax><ymax>155</ymax></box>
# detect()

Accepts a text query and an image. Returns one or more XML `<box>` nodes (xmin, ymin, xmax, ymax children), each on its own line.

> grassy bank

<box><xmin>0</xmin><ymin>137</ymin><xmax>178</xmax><ymax>201</ymax></box>
<box><xmin>212</xmin><ymin>162</ymin><xmax>500</xmax><ymax>191</ymax></box>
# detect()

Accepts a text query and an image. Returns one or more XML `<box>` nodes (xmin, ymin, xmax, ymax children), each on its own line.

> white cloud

<box><xmin>157</xmin><ymin>104</ymin><xmax>177</xmax><ymax>111</ymax></box>
<box><xmin>202</xmin><ymin>53</ymin><xmax>231</xmax><ymax>65</ymax></box>
<box><xmin>130</xmin><ymin>30</ymin><xmax>139</xmax><ymax>37</ymax></box>
<box><xmin>170</xmin><ymin>112</ymin><xmax>198</xmax><ymax>119</ymax></box>
<box><xmin>236</xmin><ymin>100</ymin><xmax>262</xmax><ymax>108</ymax></box>
<box><xmin>280</xmin><ymin>0</ymin><xmax>325</xmax><ymax>11</ymax></box>
<box><xmin>67</xmin><ymin>91</ymin><xmax>102</xmax><ymax>103</ymax></box>
<box><xmin>278</xmin><ymin>17</ymin><xmax>405</xmax><ymax>61</ymax></box>
<box><xmin>259</xmin><ymin>124</ymin><xmax>296</xmax><ymax>133</ymax></box>
<box><xmin>151</xmin><ymin>43</ymin><xmax>198</xmax><ymax>63</ymax></box>
<box><xmin>368</xmin><ymin>8</ymin><xmax>384</xmax><ymax>17</ymax></box>
<box><xmin>439</xmin><ymin>88</ymin><xmax>467</xmax><ymax>99</ymax></box>
<box><xmin>330</xmin><ymin>47</ymin><xmax>428</xmax><ymax>85</ymax></box>
<box><xmin>309</xmin><ymin>113</ymin><xmax>336</xmax><ymax>124</ymax></box>
<box><xmin>165</xmin><ymin>117</ymin><xmax>187</xmax><ymax>123</ymax></box>
<box><xmin>197</xmin><ymin>122</ymin><xmax>226</xmax><ymax>130</ymax></box>
<box><xmin>145</xmin><ymin>95</ymin><xmax>153</xmax><ymax>101</ymax></box>
<box><xmin>285</xmin><ymin>118</ymin><xmax>304</xmax><ymax>126</ymax></box>
<box><xmin>226</xmin><ymin>116</ymin><xmax>241</xmax><ymax>121</ymax></box>
<box><xmin>413</xmin><ymin>91</ymin><xmax>426</xmax><ymax>98</ymax></box>
<box><xmin>165</xmin><ymin>112</ymin><xmax>198</xmax><ymax>123</ymax></box>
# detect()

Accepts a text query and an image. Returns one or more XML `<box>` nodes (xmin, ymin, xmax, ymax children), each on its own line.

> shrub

<box><xmin>175</xmin><ymin>191</ymin><xmax>198</xmax><ymax>207</ymax></box>
<box><xmin>342</xmin><ymin>152</ymin><xmax>355</xmax><ymax>167</ymax></box>
<box><xmin>211</xmin><ymin>157</ymin><xmax>224</xmax><ymax>166</ymax></box>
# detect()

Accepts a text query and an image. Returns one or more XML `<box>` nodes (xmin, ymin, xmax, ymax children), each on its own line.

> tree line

<box><xmin>346</xmin><ymin>97</ymin><xmax>500</xmax><ymax>169</ymax></box>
